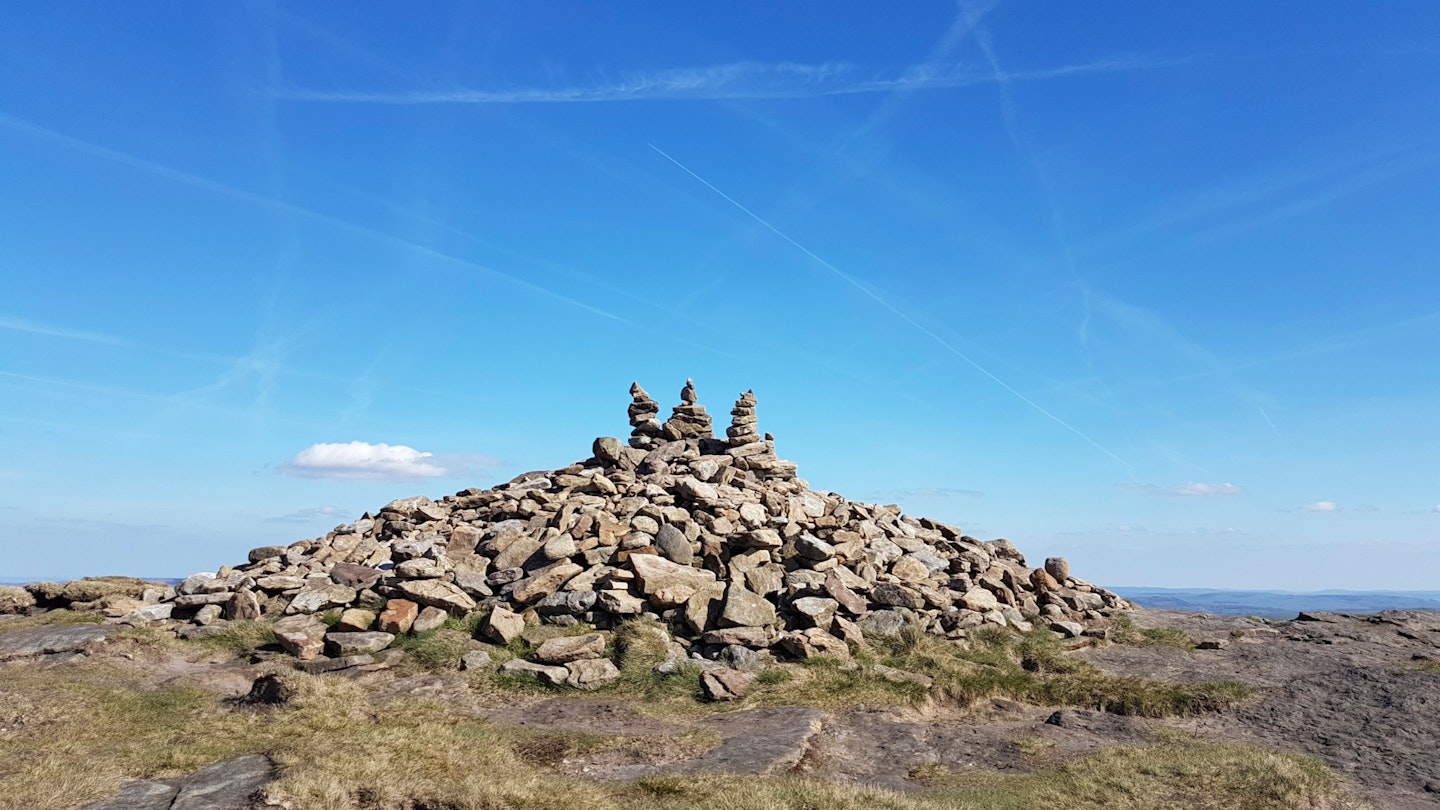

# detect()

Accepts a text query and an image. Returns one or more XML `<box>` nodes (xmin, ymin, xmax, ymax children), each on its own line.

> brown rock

<box><xmin>701</xmin><ymin>668</ymin><xmax>757</xmax><ymax>701</ymax></box>
<box><xmin>377</xmin><ymin>599</ymin><xmax>419</xmax><ymax>634</ymax></box>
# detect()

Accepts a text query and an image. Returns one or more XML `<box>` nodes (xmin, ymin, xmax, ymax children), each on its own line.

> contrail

<box><xmin>0</xmin><ymin>113</ymin><xmax>629</xmax><ymax>326</ymax></box>
<box><xmin>649</xmin><ymin>143</ymin><xmax>1132</xmax><ymax>473</ymax></box>
<box><xmin>1257</xmin><ymin>405</ymin><xmax>1280</xmax><ymax>437</ymax></box>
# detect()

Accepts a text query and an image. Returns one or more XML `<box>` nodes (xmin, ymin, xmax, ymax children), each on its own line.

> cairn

<box><xmin>52</xmin><ymin>379</ymin><xmax>1129</xmax><ymax>686</ymax></box>
<box><xmin>726</xmin><ymin>390</ymin><xmax>761</xmax><ymax>446</ymax></box>
<box><xmin>661</xmin><ymin>378</ymin><xmax>714</xmax><ymax>441</ymax></box>
<box><xmin>627</xmin><ymin>382</ymin><xmax>663</xmax><ymax>449</ymax></box>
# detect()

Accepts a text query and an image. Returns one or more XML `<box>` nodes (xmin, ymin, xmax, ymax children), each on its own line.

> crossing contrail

<box><xmin>649</xmin><ymin>143</ymin><xmax>1133</xmax><ymax>473</ymax></box>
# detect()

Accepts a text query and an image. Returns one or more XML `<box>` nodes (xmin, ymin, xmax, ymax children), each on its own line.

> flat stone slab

<box><xmin>83</xmin><ymin>754</ymin><xmax>274</xmax><ymax>810</ymax></box>
<box><xmin>0</xmin><ymin>623</ymin><xmax>116</xmax><ymax>661</ymax></box>
<box><xmin>672</xmin><ymin>707</ymin><xmax>823</xmax><ymax>775</ymax></box>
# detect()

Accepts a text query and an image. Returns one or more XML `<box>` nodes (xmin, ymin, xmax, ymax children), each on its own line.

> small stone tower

<box><xmin>627</xmin><ymin>382</ymin><xmax>663</xmax><ymax>448</ymax></box>
<box><xmin>661</xmin><ymin>378</ymin><xmax>714</xmax><ymax>440</ymax></box>
<box><xmin>726</xmin><ymin>390</ymin><xmax>761</xmax><ymax>446</ymax></box>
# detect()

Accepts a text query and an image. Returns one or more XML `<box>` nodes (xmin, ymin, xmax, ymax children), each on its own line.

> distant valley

<box><xmin>1112</xmin><ymin>587</ymin><xmax>1440</xmax><ymax>619</ymax></box>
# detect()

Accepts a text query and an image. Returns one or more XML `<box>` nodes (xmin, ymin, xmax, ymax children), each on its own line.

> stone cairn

<box><xmin>29</xmin><ymin>381</ymin><xmax>1127</xmax><ymax>688</ymax></box>
<box><xmin>627</xmin><ymin>382</ymin><xmax>663</xmax><ymax>449</ymax></box>
<box><xmin>661</xmin><ymin>378</ymin><xmax>713</xmax><ymax>441</ymax></box>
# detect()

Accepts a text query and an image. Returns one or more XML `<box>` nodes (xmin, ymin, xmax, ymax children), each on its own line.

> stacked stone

<box><xmin>661</xmin><ymin>378</ymin><xmax>714</xmax><ymax>441</ymax></box>
<box><xmin>627</xmin><ymin>382</ymin><xmax>664</xmax><ymax>449</ymax></box>
<box><xmin>89</xmin><ymin>379</ymin><xmax>1129</xmax><ymax>680</ymax></box>
<box><xmin>726</xmin><ymin>390</ymin><xmax>761</xmax><ymax>446</ymax></box>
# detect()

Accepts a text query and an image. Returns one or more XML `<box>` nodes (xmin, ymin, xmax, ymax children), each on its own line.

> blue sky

<box><xmin>2</xmin><ymin>3</ymin><xmax>1437</xmax><ymax>589</ymax></box>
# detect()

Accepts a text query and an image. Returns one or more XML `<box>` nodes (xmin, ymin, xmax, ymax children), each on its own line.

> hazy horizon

<box><xmin>2</xmin><ymin>3</ymin><xmax>1437</xmax><ymax>589</ymax></box>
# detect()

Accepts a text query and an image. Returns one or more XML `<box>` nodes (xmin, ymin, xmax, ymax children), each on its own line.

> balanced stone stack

<box><xmin>121</xmin><ymin>380</ymin><xmax>1127</xmax><ymax>671</ymax></box>
<box><xmin>661</xmin><ymin>378</ymin><xmax>714</xmax><ymax>441</ymax></box>
<box><xmin>627</xmin><ymin>382</ymin><xmax>664</xmax><ymax>449</ymax></box>
<box><xmin>726</xmin><ymin>390</ymin><xmax>760</xmax><ymax>446</ymax></box>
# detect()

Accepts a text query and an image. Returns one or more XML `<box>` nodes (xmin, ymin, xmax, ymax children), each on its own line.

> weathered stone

<box><xmin>871</xmin><ymin>583</ymin><xmax>924</xmax><ymax>610</ymax></box>
<box><xmin>254</xmin><ymin>575</ymin><xmax>305</xmax><ymax>592</ymax></box>
<box><xmin>593</xmin><ymin>436</ymin><xmax>624</xmax><ymax>466</ymax></box>
<box><xmin>1030</xmin><ymin>568</ymin><xmax>1060</xmax><ymax>591</ymax></box>
<box><xmin>858</xmin><ymin>609</ymin><xmax>909</xmax><ymax>637</ymax></box>
<box><xmin>484</xmin><ymin>606</ymin><xmax>526</xmax><ymax>644</ymax></box>
<box><xmin>494</xmin><ymin>536</ymin><xmax>544</xmax><ymax>571</ymax></box>
<box><xmin>333</xmin><ymin>608</ymin><xmax>376</xmax><ymax>632</ymax></box>
<box><xmin>223</xmin><ymin>590</ymin><xmax>261</xmax><ymax>621</ymax></box>
<box><xmin>329</xmin><ymin>563</ymin><xmax>385</xmax><ymax>590</ymax></box>
<box><xmin>719</xmin><ymin>583</ymin><xmax>777</xmax><ymax>628</ymax></box>
<box><xmin>702</xmin><ymin>626</ymin><xmax>773</xmax><ymax>647</ymax></box>
<box><xmin>460</xmin><ymin>650</ymin><xmax>492</xmax><ymax>670</ymax></box>
<box><xmin>823</xmin><ymin>571</ymin><xmax>868</xmax><ymax>615</ymax></box>
<box><xmin>193</xmin><ymin>604</ymin><xmax>223</xmax><ymax>625</ymax></box>
<box><xmin>377</xmin><ymin>599</ymin><xmax>419</xmax><ymax>634</ymax></box>
<box><xmin>1044</xmin><ymin>557</ymin><xmax>1070</xmax><ymax>583</ymax></box>
<box><xmin>296</xmin><ymin>654</ymin><xmax>374</xmax><ymax>674</ymax></box>
<box><xmin>890</xmin><ymin>555</ymin><xmax>931</xmax><ymax>583</ymax></box>
<box><xmin>534</xmin><ymin>632</ymin><xmax>606</xmax><ymax>664</ymax></box>
<box><xmin>598</xmin><ymin>588</ymin><xmax>646</xmax><ymax>615</ymax></box>
<box><xmin>655</xmin><ymin>524</ymin><xmax>693</xmax><ymax>564</ymax></box>
<box><xmin>512</xmin><ymin>561</ymin><xmax>583</xmax><ymax>603</ymax></box>
<box><xmin>1049</xmin><ymin>620</ymin><xmax>1085</xmax><ymax>638</ymax></box>
<box><xmin>286</xmin><ymin>584</ymin><xmax>356</xmax><ymax>615</ymax></box>
<box><xmin>565</xmin><ymin>658</ymin><xmax>622</xmax><ymax>690</ymax></box>
<box><xmin>795</xmin><ymin>535</ymin><xmax>835</xmax><ymax>561</ymax></box>
<box><xmin>412</xmin><ymin>606</ymin><xmax>448</xmax><ymax>633</ymax></box>
<box><xmin>498</xmin><ymin>658</ymin><xmax>569</xmax><ymax>686</ymax></box>
<box><xmin>396</xmin><ymin>580</ymin><xmax>476</xmax><ymax>614</ymax></box>
<box><xmin>961</xmin><ymin>587</ymin><xmax>1000</xmax><ymax>612</ymax></box>
<box><xmin>247</xmin><ymin>545</ymin><xmax>287</xmax><ymax>564</ymax></box>
<box><xmin>792</xmin><ymin>596</ymin><xmax>839</xmax><ymax>626</ymax></box>
<box><xmin>701</xmin><ymin>668</ymin><xmax>757</xmax><ymax>701</ymax></box>
<box><xmin>630</xmin><ymin>553</ymin><xmax>716</xmax><ymax>596</ymax></box>
<box><xmin>324</xmin><ymin>631</ymin><xmax>395</xmax><ymax>656</ymax></box>
<box><xmin>273</xmin><ymin>615</ymin><xmax>326</xmax><ymax>660</ymax></box>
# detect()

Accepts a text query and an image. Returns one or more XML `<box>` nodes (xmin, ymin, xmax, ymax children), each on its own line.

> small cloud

<box><xmin>1352</xmin><ymin>504</ymin><xmax>1380</xmax><ymax>513</ymax></box>
<box><xmin>280</xmin><ymin>441</ymin><xmax>447</xmax><ymax>481</ymax></box>
<box><xmin>265</xmin><ymin>505</ymin><xmax>350</xmax><ymax>524</ymax></box>
<box><xmin>1303</xmin><ymin>501</ymin><xmax>1339</xmax><ymax>513</ymax></box>
<box><xmin>1433</xmin><ymin>504</ymin><xmax>1440</xmax><ymax>514</ymax></box>
<box><xmin>882</xmin><ymin>487</ymin><xmax>985</xmax><ymax>500</ymax></box>
<box><xmin>1118</xmin><ymin>482</ymin><xmax>1245</xmax><ymax>497</ymax></box>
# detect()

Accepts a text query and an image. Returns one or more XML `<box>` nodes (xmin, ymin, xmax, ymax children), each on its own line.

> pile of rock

<box><xmin>627</xmin><ymin>382</ymin><xmax>664</xmax><ymax>449</ymax></box>
<box><xmin>11</xmin><ymin>381</ymin><xmax>1127</xmax><ymax>681</ymax></box>
<box><xmin>661</xmin><ymin>378</ymin><xmax>713</xmax><ymax>441</ymax></box>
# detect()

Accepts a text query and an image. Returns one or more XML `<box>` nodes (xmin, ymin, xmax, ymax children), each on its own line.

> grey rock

<box><xmin>655</xmin><ymin>523</ymin><xmax>693</xmax><ymax>564</ymax></box>
<box><xmin>171</xmin><ymin>754</ymin><xmax>274</xmax><ymax>810</ymax></box>
<box><xmin>0</xmin><ymin>624</ymin><xmax>116</xmax><ymax>662</ymax></box>
<box><xmin>720</xmin><ymin>583</ymin><xmax>777</xmax><ymax>628</ymax></box>
<box><xmin>325</xmin><ymin>631</ymin><xmax>394</xmax><ymax>657</ymax></box>
<box><xmin>859</xmin><ymin>609</ymin><xmax>909</xmax><ymax>637</ymax></box>
<box><xmin>460</xmin><ymin>650</ymin><xmax>492</xmax><ymax>670</ymax></box>
<box><xmin>498</xmin><ymin>658</ymin><xmax>569</xmax><ymax>686</ymax></box>
<box><xmin>565</xmin><ymin>658</ymin><xmax>622</xmax><ymax>690</ymax></box>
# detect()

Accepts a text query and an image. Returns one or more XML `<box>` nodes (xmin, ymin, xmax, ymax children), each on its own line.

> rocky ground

<box><xmin>4</xmin><ymin>605</ymin><xmax>1436</xmax><ymax>809</ymax></box>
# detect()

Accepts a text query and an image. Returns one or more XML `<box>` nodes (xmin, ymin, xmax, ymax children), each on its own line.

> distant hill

<box><xmin>1112</xmin><ymin>587</ymin><xmax>1440</xmax><ymax>619</ymax></box>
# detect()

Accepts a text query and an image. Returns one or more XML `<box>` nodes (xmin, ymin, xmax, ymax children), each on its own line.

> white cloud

<box><xmin>1303</xmin><ymin>501</ymin><xmax>1339</xmax><ymax>513</ymax></box>
<box><xmin>265</xmin><ymin>505</ymin><xmax>350</xmax><ymax>524</ymax></box>
<box><xmin>280</xmin><ymin>442</ymin><xmax>447</xmax><ymax>481</ymax></box>
<box><xmin>1433</xmin><ymin>504</ymin><xmax>1440</xmax><ymax>514</ymax></box>
<box><xmin>1119</xmin><ymin>482</ymin><xmax>1245</xmax><ymax>497</ymax></box>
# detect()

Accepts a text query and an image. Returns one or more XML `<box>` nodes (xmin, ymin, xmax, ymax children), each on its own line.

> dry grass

<box><xmin>1106</xmin><ymin>614</ymin><xmax>1196</xmax><ymax>650</ymax></box>
<box><xmin>0</xmin><ymin>638</ymin><xmax>1362</xmax><ymax>810</ymax></box>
